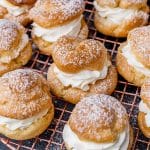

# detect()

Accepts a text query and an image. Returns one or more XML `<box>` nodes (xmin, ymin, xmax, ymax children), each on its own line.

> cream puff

<box><xmin>47</xmin><ymin>36</ymin><xmax>118</xmax><ymax>104</ymax></box>
<box><xmin>0</xmin><ymin>69</ymin><xmax>54</xmax><ymax>140</ymax></box>
<box><xmin>0</xmin><ymin>0</ymin><xmax>36</xmax><ymax>26</ymax></box>
<box><xmin>29</xmin><ymin>0</ymin><xmax>89</xmax><ymax>55</ymax></box>
<box><xmin>63</xmin><ymin>94</ymin><xmax>133</xmax><ymax>150</ymax></box>
<box><xmin>116</xmin><ymin>25</ymin><xmax>150</xmax><ymax>86</ymax></box>
<box><xmin>93</xmin><ymin>0</ymin><xmax>149</xmax><ymax>37</ymax></box>
<box><xmin>138</xmin><ymin>79</ymin><xmax>150</xmax><ymax>138</ymax></box>
<box><xmin>0</xmin><ymin>19</ymin><xmax>32</xmax><ymax>76</ymax></box>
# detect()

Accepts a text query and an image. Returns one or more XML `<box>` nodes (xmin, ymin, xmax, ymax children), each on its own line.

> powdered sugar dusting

<box><xmin>70</xmin><ymin>94</ymin><xmax>127</xmax><ymax>133</ymax></box>
<box><xmin>129</xmin><ymin>25</ymin><xmax>150</xmax><ymax>62</ymax></box>
<box><xmin>0</xmin><ymin>69</ymin><xmax>51</xmax><ymax>119</ymax></box>
<box><xmin>0</xmin><ymin>19</ymin><xmax>29</xmax><ymax>64</ymax></box>
<box><xmin>31</xmin><ymin>0</ymin><xmax>84</xmax><ymax>24</ymax></box>
<box><xmin>53</xmin><ymin>37</ymin><xmax>106</xmax><ymax>67</ymax></box>
<box><xmin>1</xmin><ymin>69</ymin><xmax>40</xmax><ymax>92</ymax></box>
<box><xmin>50</xmin><ymin>0</ymin><xmax>84</xmax><ymax>20</ymax></box>
<box><xmin>0</xmin><ymin>19</ymin><xmax>18</xmax><ymax>51</ymax></box>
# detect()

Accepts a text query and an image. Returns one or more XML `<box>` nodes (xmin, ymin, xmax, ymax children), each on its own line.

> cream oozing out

<box><xmin>93</xmin><ymin>1</ymin><xmax>148</xmax><ymax>25</ymax></box>
<box><xmin>122</xmin><ymin>42</ymin><xmax>150</xmax><ymax>76</ymax></box>
<box><xmin>54</xmin><ymin>61</ymin><xmax>111</xmax><ymax>91</ymax></box>
<box><xmin>139</xmin><ymin>100</ymin><xmax>150</xmax><ymax>127</ymax></box>
<box><xmin>32</xmin><ymin>15</ymin><xmax>83</xmax><ymax>42</ymax></box>
<box><xmin>0</xmin><ymin>109</ymin><xmax>49</xmax><ymax>130</ymax></box>
<box><xmin>0</xmin><ymin>0</ymin><xmax>28</xmax><ymax>16</ymax></box>
<box><xmin>63</xmin><ymin>124</ymin><xmax>129</xmax><ymax>150</ymax></box>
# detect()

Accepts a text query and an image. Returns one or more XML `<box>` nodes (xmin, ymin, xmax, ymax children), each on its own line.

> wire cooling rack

<box><xmin>0</xmin><ymin>0</ymin><xmax>150</xmax><ymax>149</ymax></box>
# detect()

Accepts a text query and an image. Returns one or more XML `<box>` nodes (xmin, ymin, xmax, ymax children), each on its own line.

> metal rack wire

<box><xmin>0</xmin><ymin>0</ymin><xmax>150</xmax><ymax>149</ymax></box>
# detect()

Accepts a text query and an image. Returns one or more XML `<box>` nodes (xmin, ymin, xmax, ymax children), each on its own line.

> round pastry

<box><xmin>93</xmin><ymin>0</ymin><xmax>149</xmax><ymax>37</ymax></box>
<box><xmin>0</xmin><ymin>0</ymin><xmax>36</xmax><ymax>26</ymax></box>
<box><xmin>116</xmin><ymin>25</ymin><xmax>150</xmax><ymax>86</ymax></box>
<box><xmin>63</xmin><ymin>94</ymin><xmax>133</xmax><ymax>150</ymax></box>
<box><xmin>138</xmin><ymin>79</ymin><xmax>150</xmax><ymax>138</ymax></box>
<box><xmin>47</xmin><ymin>36</ymin><xmax>118</xmax><ymax>104</ymax></box>
<box><xmin>29</xmin><ymin>0</ymin><xmax>89</xmax><ymax>55</ymax></box>
<box><xmin>0</xmin><ymin>19</ymin><xmax>32</xmax><ymax>76</ymax></box>
<box><xmin>0</xmin><ymin>69</ymin><xmax>54</xmax><ymax>140</ymax></box>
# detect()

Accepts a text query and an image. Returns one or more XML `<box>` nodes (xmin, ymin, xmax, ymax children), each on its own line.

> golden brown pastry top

<box><xmin>128</xmin><ymin>25</ymin><xmax>150</xmax><ymax>69</ymax></box>
<box><xmin>29</xmin><ymin>0</ymin><xmax>84</xmax><ymax>28</ymax></box>
<box><xmin>69</xmin><ymin>94</ymin><xmax>128</xmax><ymax>143</ymax></box>
<box><xmin>0</xmin><ymin>19</ymin><xmax>21</xmax><ymax>52</ymax></box>
<box><xmin>7</xmin><ymin>0</ymin><xmax>36</xmax><ymax>6</ymax></box>
<box><xmin>141</xmin><ymin>78</ymin><xmax>150</xmax><ymax>108</ymax></box>
<box><xmin>52</xmin><ymin>36</ymin><xmax>107</xmax><ymax>73</ymax></box>
<box><xmin>96</xmin><ymin>0</ymin><xmax>149</xmax><ymax>11</ymax></box>
<box><xmin>0</xmin><ymin>69</ymin><xmax>52</xmax><ymax>119</ymax></box>
<box><xmin>0</xmin><ymin>19</ymin><xmax>29</xmax><ymax>64</ymax></box>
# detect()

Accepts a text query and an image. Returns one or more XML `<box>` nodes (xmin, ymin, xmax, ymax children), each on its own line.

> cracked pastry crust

<box><xmin>29</xmin><ymin>0</ymin><xmax>88</xmax><ymax>55</ymax></box>
<box><xmin>31</xmin><ymin>19</ymin><xmax>88</xmax><ymax>56</ymax></box>
<box><xmin>0</xmin><ymin>19</ymin><xmax>32</xmax><ymax>76</ymax></box>
<box><xmin>0</xmin><ymin>69</ymin><xmax>54</xmax><ymax>140</ymax></box>
<box><xmin>47</xmin><ymin>36</ymin><xmax>117</xmax><ymax>104</ymax></box>
<box><xmin>63</xmin><ymin>94</ymin><xmax>133</xmax><ymax>150</ymax></box>
<box><xmin>116</xmin><ymin>26</ymin><xmax>150</xmax><ymax>86</ymax></box>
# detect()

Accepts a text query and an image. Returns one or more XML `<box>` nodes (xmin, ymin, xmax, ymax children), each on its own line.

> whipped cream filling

<box><xmin>32</xmin><ymin>15</ymin><xmax>83</xmax><ymax>42</ymax></box>
<box><xmin>122</xmin><ymin>43</ymin><xmax>150</xmax><ymax>76</ymax></box>
<box><xmin>63</xmin><ymin>124</ymin><xmax>129</xmax><ymax>150</ymax></box>
<box><xmin>0</xmin><ymin>109</ymin><xmax>48</xmax><ymax>130</ymax></box>
<box><xmin>93</xmin><ymin>1</ymin><xmax>147</xmax><ymax>25</ymax></box>
<box><xmin>139</xmin><ymin>100</ymin><xmax>150</xmax><ymax>127</ymax></box>
<box><xmin>0</xmin><ymin>33</ymin><xmax>29</xmax><ymax>64</ymax></box>
<box><xmin>54</xmin><ymin>61</ymin><xmax>111</xmax><ymax>91</ymax></box>
<box><xmin>0</xmin><ymin>0</ymin><xmax>28</xmax><ymax>16</ymax></box>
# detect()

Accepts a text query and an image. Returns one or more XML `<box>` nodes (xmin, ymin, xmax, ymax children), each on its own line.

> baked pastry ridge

<box><xmin>0</xmin><ymin>19</ymin><xmax>32</xmax><ymax>76</ymax></box>
<box><xmin>0</xmin><ymin>0</ymin><xmax>35</xmax><ymax>26</ymax></box>
<box><xmin>63</xmin><ymin>94</ymin><xmax>133</xmax><ymax>150</ymax></box>
<box><xmin>0</xmin><ymin>69</ymin><xmax>54</xmax><ymax>140</ymax></box>
<box><xmin>116</xmin><ymin>25</ymin><xmax>150</xmax><ymax>86</ymax></box>
<box><xmin>93</xmin><ymin>0</ymin><xmax>149</xmax><ymax>37</ymax></box>
<box><xmin>48</xmin><ymin>36</ymin><xmax>118</xmax><ymax>104</ymax></box>
<box><xmin>138</xmin><ymin>79</ymin><xmax>150</xmax><ymax>138</ymax></box>
<box><xmin>29</xmin><ymin>0</ymin><xmax>88</xmax><ymax>55</ymax></box>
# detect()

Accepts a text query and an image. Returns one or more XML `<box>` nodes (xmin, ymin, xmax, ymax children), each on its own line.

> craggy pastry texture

<box><xmin>29</xmin><ymin>0</ymin><xmax>85</xmax><ymax>28</ymax></box>
<box><xmin>63</xmin><ymin>94</ymin><xmax>133</xmax><ymax>150</ymax></box>
<box><xmin>0</xmin><ymin>19</ymin><xmax>32</xmax><ymax>76</ymax></box>
<box><xmin>0</xmin><ymin>69</ymin><xmax>54</xmax><ymax>140</ymax></box>
<box><xmin>48</xmin><ymin>37</ymin><xmax>117</xmax><ymax>103</ymax></box>
<box><xmin>52</xmin><ymin>37</ymin><xmax>108</xmax><ymax>73</ymax></box>
<box><xmin>117</xmin><ymin>26</ymin><xmax>150</xmax><ymax>86</ymax></box>
<box><xmin>122</xmin><ymin>43</ymin><xmax>150</xmax><ymax>76</ymax></box>
<box><xmin>94</xmin><ymin>0</ymin><xmax>149</xmax><ymax>37</ymax></box>
<box><xmin>30</xmin><ymin>0</ymin><xmax>88</xmax><ymax>55</ymax></box>
<box><xmin>31</xmin><ymin>18</ymin><xmax>88</xmax><ymax>55</ymax></box>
